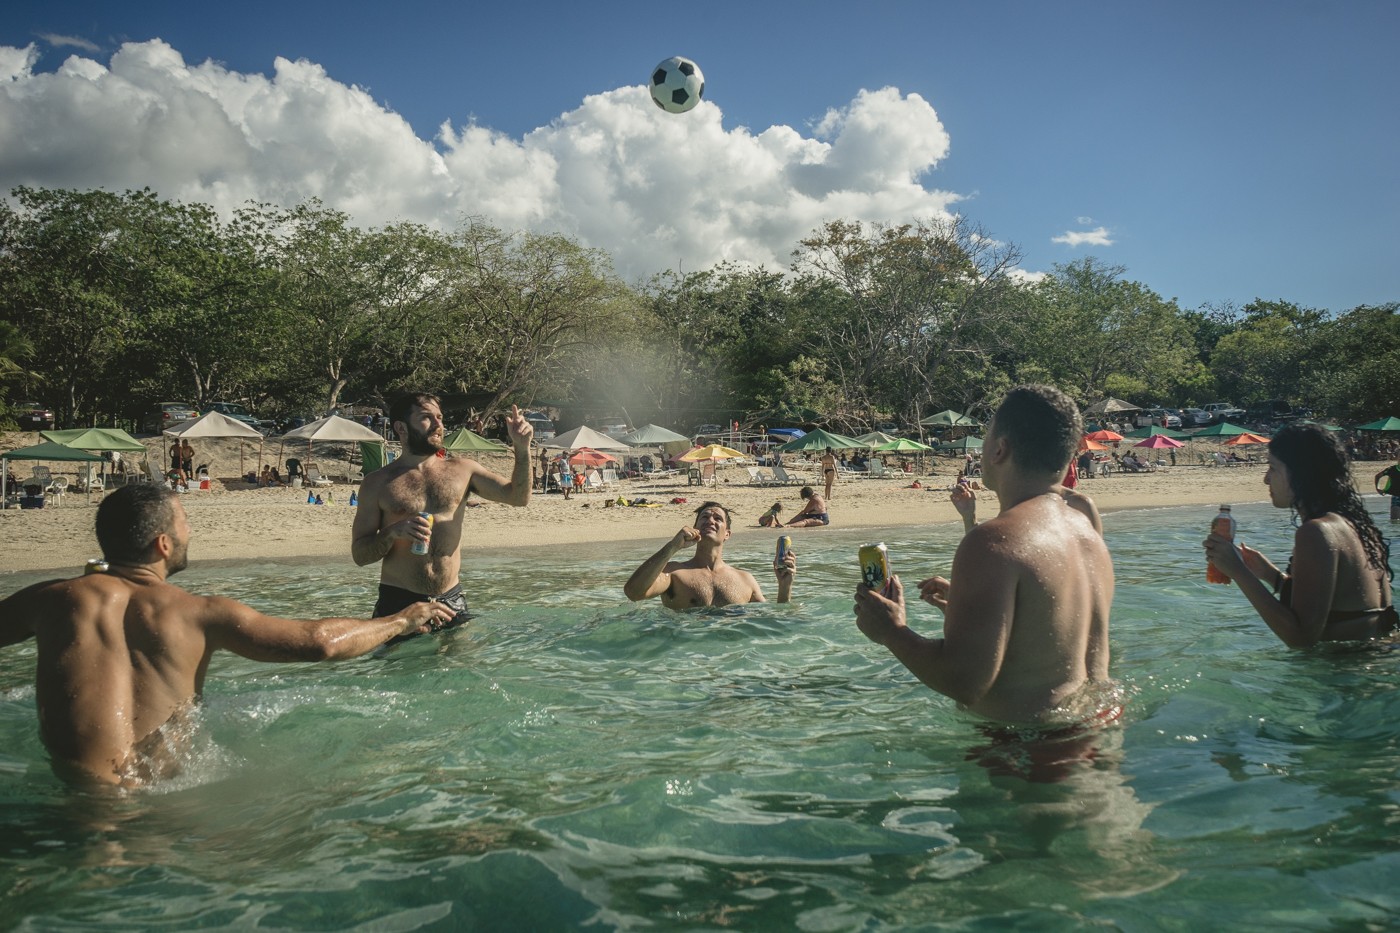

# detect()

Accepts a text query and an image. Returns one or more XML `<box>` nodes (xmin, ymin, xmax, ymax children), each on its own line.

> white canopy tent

<box><xmin>540</xmin><ymin>425</ymin><xmax>634</xmax><ymax>453</ymax></box>
<box><xmin>164</xmin><ymin>410</ymin><xmax>265</xmax><ymax>476</ymax></box>
<box><xmin>278</xmin><ymin>415</ymin><xmax>386</xmax><ymax>479</ymax></box>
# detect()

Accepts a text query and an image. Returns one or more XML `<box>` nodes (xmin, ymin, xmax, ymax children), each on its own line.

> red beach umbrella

<box><xmin>1134</xmin><ymin>434</ymin><xmax>1185</xmax><ymax>449</ymax></box>
<box><xmin>569</xmin><ymin>447</ymin><xmax>617</xmax><ymax>466</ymax></box>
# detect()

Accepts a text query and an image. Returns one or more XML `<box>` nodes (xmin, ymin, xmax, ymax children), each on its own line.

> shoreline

<box><xmin>5</xmin><ymin>454</ymin><xmax>1376</xmax><ymax>578</ymax></box>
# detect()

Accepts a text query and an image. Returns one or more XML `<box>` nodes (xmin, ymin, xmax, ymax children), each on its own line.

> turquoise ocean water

<box><xmin>1</xmin><ymin>502</ymin><xmax>1397</xmax><ymax>930</ymax></box>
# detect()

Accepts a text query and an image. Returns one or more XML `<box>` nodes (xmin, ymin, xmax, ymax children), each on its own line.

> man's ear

<box><xmin>152</xmin><ymin>532</ymin><xmax>174</xmax><ymax>560</ymax></box>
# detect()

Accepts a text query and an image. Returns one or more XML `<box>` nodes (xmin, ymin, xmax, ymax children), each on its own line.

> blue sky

<box><xmin>3</xmin><ymin>1</ymin><xmax>1396</xmax><ymax>312</ymax></box>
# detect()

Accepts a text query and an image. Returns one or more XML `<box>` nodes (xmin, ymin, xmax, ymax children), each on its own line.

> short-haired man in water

<box><xmin>0</xmin><ymin>485</ymin><xmax>453</xmax><ymax>787</ymax></box>
<box><xmin>854</xmin><ymin>384</ymin><xmax>1114</xmax><ymax>724</ymax></box>
<box><xmin>624</xmin><ymin>501</ymin><xmax>796</xmax><ymax>608</ymax></box>
<box><xmin>352</xmin><ymin>393</ymin><xmax>533</xmax><ymax>639</ymax></box>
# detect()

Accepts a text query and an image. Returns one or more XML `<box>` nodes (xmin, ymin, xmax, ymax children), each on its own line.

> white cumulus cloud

<box><xmin>1052</xmin><ymin>227</ymin><xmax>1114</xmax><ymax>247</ymax></box>
<box><xmin>0</xmin><ymin>40</ymin><xmax>964</xmax><ymax>280</ymax></box>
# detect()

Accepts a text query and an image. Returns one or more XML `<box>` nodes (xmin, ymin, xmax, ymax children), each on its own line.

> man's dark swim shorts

<box><xmin>374</xmin><ymin>582</ymin><xmax>471</xmax><ymax>645</ymax></box>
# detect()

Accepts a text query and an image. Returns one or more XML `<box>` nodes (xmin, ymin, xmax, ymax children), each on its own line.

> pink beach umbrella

<box><xmin>1134</xmin><ymin>434</ymin><xmax>1185</xmax><ymax>449</ymax></box>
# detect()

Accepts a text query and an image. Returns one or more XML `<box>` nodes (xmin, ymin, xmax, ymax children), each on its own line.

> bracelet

<box><xmin>1271</xmin><ymin>571</ymin><xmax>1283</xmax><ymax>595</ymax></box>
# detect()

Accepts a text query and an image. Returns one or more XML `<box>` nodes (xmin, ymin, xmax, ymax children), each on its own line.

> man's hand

<box><xmin>391</xmin><ymin>513</ymin><xmax>433</xmax><ymax>549</ymax></box>
<box><xmin>854</xmin><ymin>575</ymin><xmax>907</xmax><ymax>646</ymax></box>
<box><xmin>672</xmin><ymin>527</ymin><xmax>701</xmax><ymax>550</ymax></box>
<box><xmin>400</xmin><ymin>600</ymin><xmax>457</xmax><ymax>636</ymax></box>
<box><xmin>504</xmin><ymin>405</ymin><xmax>534</xmax><ymax>449</ymax></box>
<box><xmin>773</xmin><ymin>549</ymin><xmax>796</xmax><ymax>584</ymax></box>
<box><xmin>916</xmin><ymin>575</ymin><xmax>950</xmax><ymax>612</ymax></box>
<box><xmin>951</xmin><ymin>482</ymin><xmax>977</xmax><ymax>527</ymax></box>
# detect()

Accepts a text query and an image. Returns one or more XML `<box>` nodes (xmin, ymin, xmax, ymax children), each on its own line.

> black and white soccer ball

<box><xmin>649</xmin><ymin>56</ymin><xmax>705</xmax><ymax>114</ymax></box>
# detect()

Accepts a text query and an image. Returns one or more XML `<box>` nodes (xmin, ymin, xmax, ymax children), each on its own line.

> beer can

<box><xmin>84</xmin><ymin>558</ymin><xmax>109</xmax><ymax>575</ymax></box>
<box><xmin>858</xmin><ymin>542</ymin><xmax>891</xmax><ymax>592</ymax></box>
<box><xmin>410</xmin><ymin>512</ymin><xmax>434</xmax><ymax>556</ymax></box>
<box><xmin>776</xmin><ymin>535</ymin><xmax>792</xmax><ymax>562</ymax></box>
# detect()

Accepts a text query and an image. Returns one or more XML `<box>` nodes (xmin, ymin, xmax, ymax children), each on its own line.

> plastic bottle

<box><xmin>1206</xmin><ymin>505</ymin><xmax>1234</xmax><ymax>584</ymax></box>
<box><xmin>307</xmin><ymin>490</ymin><xmax>315</xmax><ymax>505</ymax></box>
<box><xmin>349</xmin><ymin>490</ymin><xmax>358</xmax><ymax>507</ymax></box>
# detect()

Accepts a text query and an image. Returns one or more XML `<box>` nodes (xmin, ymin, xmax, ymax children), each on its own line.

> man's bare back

<box><xmin>0</xmin><ymin>489</ymin><xmax>450</xmax><ymax>786</ymax></box>
<box><xmin>854</xmin><ymin>385</ymin><xmax>1114</xmax><ymax>725</ymax></box>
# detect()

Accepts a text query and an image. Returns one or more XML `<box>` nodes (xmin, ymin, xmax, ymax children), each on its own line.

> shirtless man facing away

<box><xmin>352</xmin><ymin>393</ymin><xmax>533</xmax><ymax>638</ymax></box>
<box><xmin>624</xmin><ymin>501</ymin><xmax>796</xmax><ymax>609</ymax></box>
<box><xmin>0</xmin><ymin>485</ymin><xmax>453</xmax><ymax>787</ymax></box>
<box><xmin>854</xmin><ymin>385</ymin><xmax>1114</xmax><ymax>724</ymax></box>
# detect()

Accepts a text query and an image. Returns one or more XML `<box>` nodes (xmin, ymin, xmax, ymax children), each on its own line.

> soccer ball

<box><xmin>650</xmin><ymin>56</ymin><xmax>705</xmax><ymax>114</ymax></box>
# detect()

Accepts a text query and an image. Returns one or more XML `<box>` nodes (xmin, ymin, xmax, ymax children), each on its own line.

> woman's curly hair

<box><xmin>1269</xmin><ymin>423</ymin><xmax>1391</xmax><ymax>579</ymax></box>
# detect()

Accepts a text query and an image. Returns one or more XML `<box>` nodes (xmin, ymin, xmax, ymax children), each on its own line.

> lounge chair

<box><xmin>770</xmin><ymin>464</ymin><xmax>810</xmax><ymax>485</ymax></box>
<box><xmin>601</xmin><ymin>468</ymin><xmax>621</xmax><ymax>488</ymax></box>
<box><xmin>861</xmin><ymin>459</ymin><xmax>888</xmax><ymax>479</ymax></box>
<box><xmin>745</xmin><ymin>466</ymin><xmax>775</xmax><ymax>486</ymax></box>
<box><xmin>304</xmin><ymin>463</ymin><xmax>333</xmax><ymax>487</ymax></box>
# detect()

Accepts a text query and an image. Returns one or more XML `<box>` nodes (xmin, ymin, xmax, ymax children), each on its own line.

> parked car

<box><xmin>689</xmin><ymin>423</ymin><xmax>725</xmax><ymax>438</ymax></box>
<box><xmin>1180</xmin><ymin>408</ymin><xmax>1212</xmax><ymax>427</ymax></box>
<box><xmin>1202</xmin><ymin>402</ymin><xmax>1246</xmax><ymax>424</ymax></box>
<box><xmin>206</xmin><ymin>401</ymin><xmax>275</xmax><ymax>434</ymax></box>
<box><xmin>142</xmin><ymin>401</ymin><xmax>198</xmax><ymax>434</ymax></box>
<box><xmin>11</xmin><ymin>400</ymin><xmax>54</xmax><ymax>431</ymax></box>
<box><xmin>523</xmin><ymin>411</ymin><xmax>556</xmax><ymax>441</ymax></box>
<box><xmin>1134</xmin><ymin>408</ymin><xmax>1182</xmax><ymax>429</ymax></box>
<box><xmin>599</xmin><ymin>420</ymin><xmax>631</xmax><ymax>438</ymax></box>
<box><xmin>1245</xmin><ymin>399</ymin><xmax>1301</xmax><ymax>424</ymax></box>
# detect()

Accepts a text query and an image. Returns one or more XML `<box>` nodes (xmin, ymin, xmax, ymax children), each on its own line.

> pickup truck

<box><xmin>1202</xmin><ymin>403</ymin><xmax>1245</xmax><ymax>424</ymax></box>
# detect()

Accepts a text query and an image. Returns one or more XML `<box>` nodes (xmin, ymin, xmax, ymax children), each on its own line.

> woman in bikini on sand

<box><xmin>1204</xmin><ymin>423</ymin><xmax>1395</xmax><ymax>646</ymax></box>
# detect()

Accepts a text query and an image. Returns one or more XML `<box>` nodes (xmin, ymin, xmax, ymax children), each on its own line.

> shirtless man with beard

<box><xmin>352</xmin><ymin>393</ymin><xmax>534</xmax><ymax>641</ymax></box>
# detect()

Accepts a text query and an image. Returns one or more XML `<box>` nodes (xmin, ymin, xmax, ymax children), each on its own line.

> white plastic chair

<box><xmin>47</xmin><ymin>475</ymin><xmax>68</xmax><ymax>504</ymax></box>
<box><xmin>304</xmin><ymin>463</ymin><xmax>333</xmax><ymax>487</ymax></box>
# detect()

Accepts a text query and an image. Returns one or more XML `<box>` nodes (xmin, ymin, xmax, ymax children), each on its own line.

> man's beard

<box><xmin>405</xmin><ymin>424</ymin><xmax>443</xmax><ymax>457</ymax></box>
<box><xmin>166</xmin><ymin>539</ymin><xmax>190</xmax><ymax>576</ymax></box>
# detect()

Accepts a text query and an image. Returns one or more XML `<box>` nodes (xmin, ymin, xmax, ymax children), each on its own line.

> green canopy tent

<box><xmin>1191</xmin><ymin>421</ymin><xmax>1251</xmax><ymax>438</ymax></box>
<box><xmin>775</xmin><ymin>428</ymin><xmax>867</xmax><ymax>453</ymax></box>
<box><xmin>441</xmin><ymin>428</ymin><xmax>509</xmax><ymax>452</ymax></box>
<box><xmin>855</xmin><ymin>431</ymin><xmax>901</xmax><ymax>447</ymax></box>
<box><xmin>919</xmin><ymin>409</ymin><xmax>980</xmax><ymax>427</ymax></box>
<box><xmin>2</xmin><ymin>440</ymin><xmax>103</xmax><ymax>508</ymax></box>
<box><xmin>874</xmin><ymin>437</ymin><xmax>935</xmax><ymax>452</ymax></box>
<box><xmin>937</xmin><ymin>436</ymin><xmax>985</xmax><ymax>451</ymax></box>
<box><xmin>1122</xmin><ymin>424</ymin><xmax>1191</xmax><ymax>440</ymax></box>
<box><xmin>41</xmin><ymin>426</ymin><xmax>147</xmax><ymax>491</ymax></box>
<box><xmin>1353</xmin><ymin>416</ymin><xmax>1400</xmax><ymax>433</ymax></box>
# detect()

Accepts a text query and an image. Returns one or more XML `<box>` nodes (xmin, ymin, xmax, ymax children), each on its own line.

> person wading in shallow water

<box><xmin>0</xmin><ymin>485</ymin><xmax>453</xmax><ymax>787</ymax></box>
<box><xmin>351</xmin><ymin>392</ymin><xmax>534</xmax><ymax>642</ymax></box>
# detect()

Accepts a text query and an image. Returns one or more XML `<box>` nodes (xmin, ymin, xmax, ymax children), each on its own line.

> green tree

<box><xmin>1208</xmin><ymin>300</ymin><xmax>1325</xmax><ymax>406</ymax></box>
<box><xmin>1307</xmin><ymin>303</ymin><xmax>1399</xmax><ymax>420</ymax></box>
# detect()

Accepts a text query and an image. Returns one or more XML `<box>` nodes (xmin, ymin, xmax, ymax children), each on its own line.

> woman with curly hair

<box><xmin>1204</xmin><ymin>423</ymin><xmax>1395</xmax><ymax>646</ymax></box>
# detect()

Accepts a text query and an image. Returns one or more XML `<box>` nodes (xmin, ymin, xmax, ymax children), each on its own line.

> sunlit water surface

<box><xmin>2</xmin><ymin>502</ymin><xmax>1397</xmax><ymax>930</ymax></box>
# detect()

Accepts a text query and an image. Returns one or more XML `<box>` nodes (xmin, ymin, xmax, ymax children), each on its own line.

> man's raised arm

<box><xmin>624</xmin><ymin>528</ymin><xmax>697</xmax><ymax>602</ymax></box>
<box><xmin>464</xmin><ymin>406</ymin><xmax>534</xmax><ymax>507</ymax></box>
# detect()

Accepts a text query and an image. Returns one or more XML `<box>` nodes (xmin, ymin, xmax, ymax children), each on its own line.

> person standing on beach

<box><xmin>351</xmin><ymin>393</ymin><xmax>533</xmax><ymax>640</ymax></box>
<box><xmin>821</xmin><ymin>448</ymin><xmax>837</xmax><ymax>499</ymax></box>
<box><xmin>0</xmin><ymin>485</ymin><xmax>454</xmax><ymax>787</ymax></box>
<box><xmin>853</xmin><ymin>384</ymin><xmax>1114</xmax><ymax>724</ymax></box>
<box><xmin>624</xmin><ymin>501</ymin><xmax>796</xmax><ymax>608</ymax></box>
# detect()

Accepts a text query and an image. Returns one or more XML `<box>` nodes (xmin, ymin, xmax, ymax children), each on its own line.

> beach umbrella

<box><xmin>678</xmin><ymin>444</ymin><xmax>746</xmax><ymax>462</ymax></box>
<box><xmin>1224</xmin><ymin>432</ymin><xmax>1271</xmax><ymax>446</ymax></box>
<box><xmin>1353</xmin><ymin>416</ymin><xmax>1400</xmax><ymax>433</ymax></box>
<box><xmin>874</xmin><ymin>437</ymin><xmax>935</xmax><ymax>453</ymax></box>
<box><xmin>1192</xmin><ymin>421</ymin><xmax>1250</xmax><ymax>438</ymax></box>
<box><xmin>441</xmin><ymin>427</ymin><xmax>508</xmax><ymax>452</ymax></box>
<box><xmin>167</xmin><ymin>410</ymin><xmax>266</xmax><ymax>476</ymax></box>
<box><xmin>1086</xmin><ymin>429</ymin><xmax>1125</xmax><ymax>442</ymax></box>
<box><xmin>1135</xmin><ymin>434</ymin><xmax>1186</xmax><ymax>449</ymax></box>
<box><xmin>919</xmin><ymin>409</ymin><xmax>980</xmax><ymax>427</ymax></box>
<box><xmin>617</xmin><ymin>424</ymin><xmax>690</xmax><ymax>445</ymax></box>
<box><xmin>1080</xmin><ymin>437</ymin><xmax>1110</xmax><ymax>451</ymax></box>
<box><xmin>855</xmin><ymin>431</ymin><xmax>900</xmax><ymax>447</ymax></box>
<box><xmin>544</xmin><ymin>425</ymin><xmax>634</xmax><ymax>452</ymax></box>
<box><xmin>1082</xmin><ymin>397</ymin><xmax>1142</xmax><ymax>416</ymax></box>
<box><xmin>2</xmin><ymin>440</ymin><xmax>103</xmax><ymax>507</ymax></box>
<box><xmin>42</xmin><ymin>426</ymin><xmax>148</xmax><ymax>494</ymax></box>
<box><xmin>775</xmin><ymin>428</ymin><xmax>866</xmax><ymax>453</ymax></box>
<box><xmin>1123</xmin><ymin>424</ymin><xmax>1190</xmax><ymax>440</ymax></box>
<box><xmin>569</xmin><ymin>447</ymin><xmax>617</xmax><ymax>467</ymax></box>
<box><xmin>938</xmin><ymin>436</ymin><xmax>984</xmax><ymax>451</ymax></box>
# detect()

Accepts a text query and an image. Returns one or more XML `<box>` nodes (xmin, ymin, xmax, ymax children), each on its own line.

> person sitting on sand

<box><xmin>259</xmin><ymin>465</ymin><xmax>286</xmax><ymax>488</ymax></box>
<box><xmin>785</xmin><ymin>486</ymin><xmax>829</xmax><ymax>528</ymax></box>
<box><xmin>758</xmin><ymin>501</ymin><xmax>784</xmax><ymax>528</ymax></box>
<box><xmin>624</xmin><ymin>501</ymin><xmax>795</xmax><ymax>608</ymax></box>
<box><xmin>853</xmin><ymin>384</ymin><xmax>1115</xmax><ymax>725</ymax></box>
<box><xmin>1204</xmin><ymin>423</ymin><xmax>1396</xmax><ymax>646</ymax></box>
<box><xmin>0</xmin><ymin>485</ymin><xmax>453</xmax><ymax>787</ymax></box>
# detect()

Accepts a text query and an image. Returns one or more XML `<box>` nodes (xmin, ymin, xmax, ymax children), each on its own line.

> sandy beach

<box><xmin>3</xmin><ymin>429</ymin><xmax>1386</xmax><ymax>576</ymax></box>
